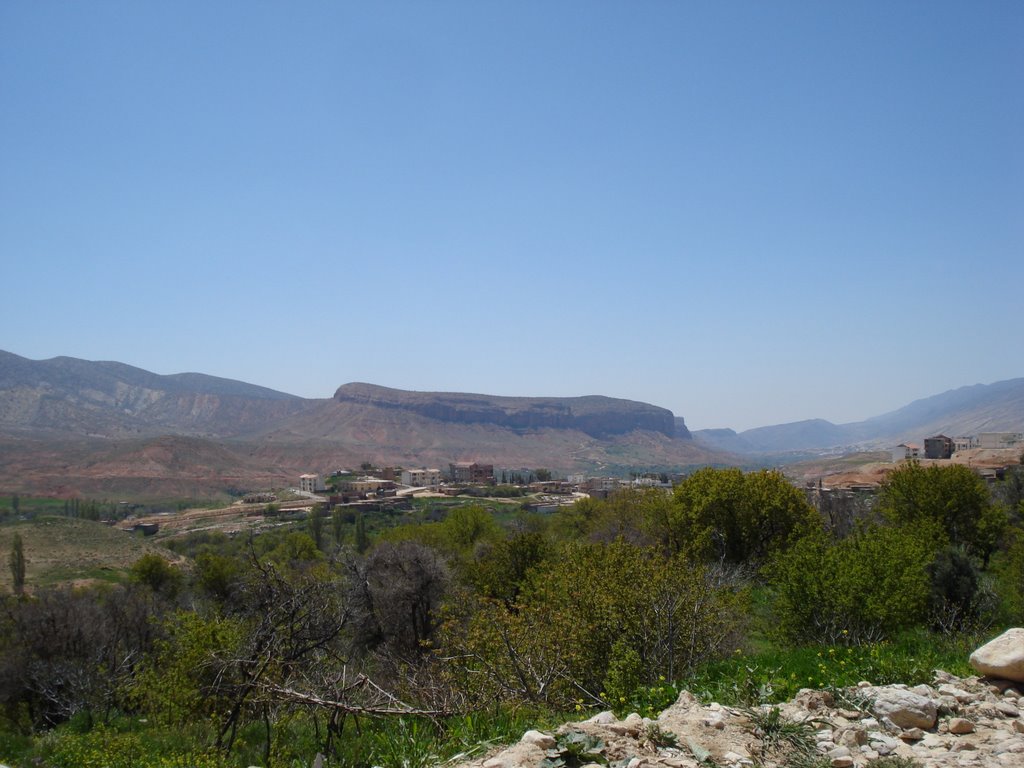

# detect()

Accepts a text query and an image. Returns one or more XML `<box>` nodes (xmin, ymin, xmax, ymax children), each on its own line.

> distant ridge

<box><xmin>693</xmin><ymin>378</ymin><xmax>1024</xmax><ymax>455</ymax></box>
<box><xmin>0</xmin><ymin>350</ymin><xmax>314</xmax><ymax>438</ymax></box>
<box><xmin>333</xmin><ymin>382</ymin><xmax>679</xmax><ymax>439</ymax></box>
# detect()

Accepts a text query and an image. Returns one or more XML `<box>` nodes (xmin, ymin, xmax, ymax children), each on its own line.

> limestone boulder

<box><xmin>865</xmin><ymin>687</ymin><xmax>937</xmax><ymax>730</ymax></box>
<box><xmin>970</xmin><ymin>628</ymin><xmax>1024</xmax><ymax>682</ymax></box>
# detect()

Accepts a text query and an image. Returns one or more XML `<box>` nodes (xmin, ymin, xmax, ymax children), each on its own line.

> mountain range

<box><xmin>0</xmin><ymin>349</ymin><xmax>1021</xmax><ymax>498</ymax></box>
<box><xmin>693</xmin><ymin>378</ymin><xmax>1024</xmax><ymax>455</ymax></box>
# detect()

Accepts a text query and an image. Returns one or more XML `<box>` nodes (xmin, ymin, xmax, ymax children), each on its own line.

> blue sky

<box><xmin>1</xmin><ymin>2</ymin><xmax>1021</xmax><ymax>432</ymax></box>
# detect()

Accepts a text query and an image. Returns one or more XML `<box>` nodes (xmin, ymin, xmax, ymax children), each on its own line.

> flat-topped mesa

<box><xmin>333</xmin><ymin>383</ymin><xmax>680</xmax><ymax>439</ymax></box>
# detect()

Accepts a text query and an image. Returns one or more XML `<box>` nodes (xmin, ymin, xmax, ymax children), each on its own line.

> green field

<box><xmin>0</xmin><ymin>516</ymin><xmax>179</xmax><ymax>591</ymax></box>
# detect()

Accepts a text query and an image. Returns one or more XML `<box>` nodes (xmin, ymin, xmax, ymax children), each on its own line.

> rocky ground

<box><xmin>457</xmin><ymin>671</ymin><xmax>1024</xmax><ymax>768</ymax></box>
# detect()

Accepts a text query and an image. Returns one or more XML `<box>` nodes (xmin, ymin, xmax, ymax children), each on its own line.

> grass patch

<box><xmin>5</xmin><ymin>706</ymin><xmax>568</xmax><ymax>768</ymax></box>
<box><xmin>681</xmin><ymin>629</ymin><xmax>981</xmax><ymax>706</ymax></box>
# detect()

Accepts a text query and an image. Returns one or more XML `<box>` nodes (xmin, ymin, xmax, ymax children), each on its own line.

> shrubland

<box><xmin>0</xmin><ymin>461</ymin><xmax>1022</xmax><ymax>767</ymax></box>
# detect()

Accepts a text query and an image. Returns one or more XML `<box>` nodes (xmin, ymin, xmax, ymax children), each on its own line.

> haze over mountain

<box><xmin>0</xmin><ymin>350</ymin><xmax>1021</xmax><ymax>497</ymax></box>
<box><xmin>693</xmin><ymin>379</ymin><xmax>1024</xmax><ymax>455</ymax></box>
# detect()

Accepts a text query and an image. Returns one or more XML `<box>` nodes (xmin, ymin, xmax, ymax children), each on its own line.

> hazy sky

<box><xmin>1</xmin><ymin>2</ymin><xmax>1021</xmax><ymax>432</ymax></box>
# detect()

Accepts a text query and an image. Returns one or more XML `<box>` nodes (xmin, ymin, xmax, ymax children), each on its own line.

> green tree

<box><xmin>194</xmin><ymin>552</ymin><xmax>242</xmax><ymax>604</ymax></box>
<box><xmin>993</xmin><ymin>524</ymin><xmax>1024</xmax><ymax>623</ymax></box>
<box><xmin>10</xmin><ymin>532</ymin><xmax>26</xmax><ymax>595</ymax></box>
<box><xmin>440</xmin><ymin>505</ymin><xmax>501</xmax><ymax>552</ymax></box>
<box><xmin>671</xmin><ymin>468</ymin><xmax>819</xmax><ymax>564</ymax></box>
<box><xmin>569</xmin><ymin>488</ymin><xmax>675</xmax><ymax>548</ymax></box>
<box><xmin>267</xmin><ymin>532</ymin><xmax>323</xmax><ymax>566</ymax></box>
<box><xmin>131</xmin><ymin>610</ymin><xmax>244</xmax><ymax>726</ymax></box>
<box><xmin>354</xmin><ymin>511</ymin><xmax>369</xmax><ymax>553</ymax></box>
<box><xmin>308</xmin><ymin>504</ymin><xmax>325</xmax><ymax>549</ymax></box>
<box><xmin>130</xmin><ymin>553</ymin><xmax>183</xmax><ymax>598</ymax></box>
<box><xmin>331</xmin><ymin>507</ymin><xmax>345</xmax><ymax>545</ymax></box>
<box><xmin>467</xmin><ymin>531</ymin><xmax>551</xmax><ymax>607</ymax></box>
<box><xmin>878</xmin><ymin>462</ymin><xmax>1005</xmax><ymax>565</ymax></box>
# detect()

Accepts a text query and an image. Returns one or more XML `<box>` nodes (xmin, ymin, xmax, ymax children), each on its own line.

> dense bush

<box><xmin>439</xmin><ymin>540</ymin><xmax>747</xmax><ymax>708</ymax></box>
<box><xmin>767</xmin><ymin>524</ymin><xmax>933</xmax><ymax>644</ymax></box>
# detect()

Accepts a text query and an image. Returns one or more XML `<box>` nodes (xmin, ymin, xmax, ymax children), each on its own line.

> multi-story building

<box><xmin>299</xmin><ymin>473</ymin><xmax>325</xmax><ymax>493</ymax></box>
<box><xmin>953</xmin><ymin>436</ymin><xmax>979</xmax><ymax>453</ymax></box>
<box><xmin>979</xmin><ymin>433</ymin><xmax>1024</xmax><ymax>449</ymax></box>
<box><xmin>924</xmin><ymin>435</ymin><xmax>954</xmax><ymax>460</ymax></box>
<box><xmin>400</xmin><ymin>468</ymin><xmax>443</xmax><ymax>488</ymax></box>
<box><xmin>891</xmin><ymin>443</ymin><xmax>921</xmax><ymax>462</ymax></box>
<box><xmin>339</xmin><ymin>477</ymin><xmax>396</xmax><ymax>498</ymax></box>
<box><xmin>449</xmin><ymin>462</ymin><xmax>495</xmax><ymax>485</ymax></box>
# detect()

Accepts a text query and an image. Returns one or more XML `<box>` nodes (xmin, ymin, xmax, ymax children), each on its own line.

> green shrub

<box><xmin>767</xmin><ymin>525</ymin><xmax>932</xmax><ymax>644</ymax></box>
<box><xmin>439</xmin><ymin>541</ymin><xmax>746</xmax><ymax>708</ymax></box>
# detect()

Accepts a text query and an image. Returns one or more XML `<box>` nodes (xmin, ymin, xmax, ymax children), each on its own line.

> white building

<box><xmin>953</xmin><ymin>436</ymin><xmax>979</xmax><ymax>452</ymax></box>
<box><xmin>891</xmin><ymin>443</ymin><xmax>921</xmax><ymax>463</ymax></box>
<box><xmin>979</xmin><ymin>433</ymin><xmax>1024</xmax><ymax>449</ymax></box>
<box><xmin>299</xmin><ymin>473</ymin><xmax>325</xmax><ymax>493</ymax></box>
<box><xmin>400</xmin><ymin>468</ymin><xmax>443</xmax><ymax>488</ymax></box>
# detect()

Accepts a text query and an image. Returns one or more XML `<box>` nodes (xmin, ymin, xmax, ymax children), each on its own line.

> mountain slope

<box><xmin>694</xmin><ymin>378</ymin><xmax>1024</xmax><ymax>454</ymax></box>
<box><xmin>0</xmin><ymin>350</ymin><xmax>315</xmax><ymax>438</ymax></box>
<box><xmin>858</xmin><ymin>378</ymin><xmax>1024</xmax><ymax>440</ymax></box>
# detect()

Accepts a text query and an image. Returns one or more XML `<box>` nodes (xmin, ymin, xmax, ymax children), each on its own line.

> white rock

<box><xmin>869</xmin><ymin>734</ymin><xmax>901</xmax><ymax>755</ymax></box>
<box><xmin>919</xmin><ymin>733</ymin><xmax>950</xmax><ymax>749</ymax></box>
<box><xmin>866</xmin><ymin>687</ymin><xmax>938</xmax><ymax>729</ymax></box>
<box><xmin>838</xmin><ymin>727</ymin><xmax>868</xmax><ymax>747</ymax></box>
<box><xmin>520</xmin><ymin>730</ymin><xmax>556</xmax><ymax>749</ymax></box>
<box><xmin>586</xmin><ymin>710</ymin><xmax>618</xmax><ymax>724</ymax></box>
<box><xmin>703</xmin><ymin>710</ymin><xmax>726</xmax><ymax>730</ymax></box>
<box><xmin>624</xmin><ymin>713</ymin><xmax>644</xmax><ymax>729</ymax></box>
<box><xmin>721</xmin><ymin>751</ymin><xmax>753</xmax><ymax>767</ymax></box>
<box><xmin>483</xmin><ymin>743</ymin><xmax>545</xmax><ymax>768</ymax></box>
<box><xmin>969</xmin><ymin>628</ymin><xmax>1024</xmax><ymax>683</ymax></box>
<box><xmin>996</xmin><ymin>701</ymin><xmax>1020</xmax><ymax>717</ymax></box>
<box><xmin>948</xmin><ymin>718</ymin><xmax>976</xmax><ymax>735</ymax></box>
<box><xmin>938</xmin><ymin>684</ymin><xmax>976</xmax><ymax>703</ymax></box>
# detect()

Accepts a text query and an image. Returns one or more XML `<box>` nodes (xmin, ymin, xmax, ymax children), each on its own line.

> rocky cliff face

<box><xmin>334</xmin><ymin>383</ymin><xmax>680</xmax><ymax>439</ymax></box>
